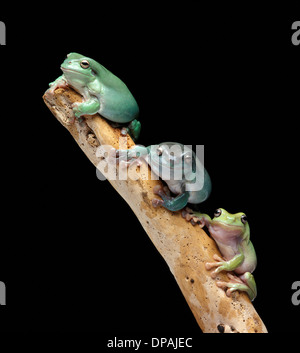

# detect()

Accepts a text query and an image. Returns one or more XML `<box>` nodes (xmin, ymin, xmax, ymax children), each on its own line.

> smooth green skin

<box><xmin>195</xmin><ymin>208</ymin><xmax>257</xmax><ymax>301</ymax></box>
<box><xmin>116</xmin><ymin>143</ymin><xmax>212</xmax><ymax>212</ymax></box>
<box><xmin>49</xmin><ymin>53</ymin><xmax>141</xmax><ymax>141</ymax></box>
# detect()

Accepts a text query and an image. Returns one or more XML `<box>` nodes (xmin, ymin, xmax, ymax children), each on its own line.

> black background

<box><xmin>0</xmin><ymin>1</ymin><xmax>299</xmax><ymax>341</ymax></box>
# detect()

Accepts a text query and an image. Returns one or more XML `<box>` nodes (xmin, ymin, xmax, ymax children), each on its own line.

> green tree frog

<box><xmin>183</xmin><ymin>207</ymin><xmax>257</xmax><ymax>301</ymax></box>
<box><xmin>114</xmin><ymin>142</ymin><xmax>212</xmax><ymax>212</ymax></box>
<box><xmin>49</xmin><ymin>53</ymin><xmax>141</xmax><ymax>141</ymax></box>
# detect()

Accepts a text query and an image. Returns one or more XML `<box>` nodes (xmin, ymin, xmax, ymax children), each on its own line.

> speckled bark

<box><xmin>43</xmin><ymin>87</ymin><xmax>267</xmax><ymax>333</ymax></box>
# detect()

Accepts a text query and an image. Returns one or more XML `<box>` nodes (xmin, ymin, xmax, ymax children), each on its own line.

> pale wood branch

<box><xmin>43</xmin><ymin>87</ymin><xmax>267</xmax><ymax>333</ymax></box>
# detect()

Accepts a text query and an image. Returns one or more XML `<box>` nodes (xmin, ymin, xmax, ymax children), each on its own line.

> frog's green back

<box><xmin>83</xmin><ymin>53</ymin><xmax>139</xmax><ymax>123</ymax></box>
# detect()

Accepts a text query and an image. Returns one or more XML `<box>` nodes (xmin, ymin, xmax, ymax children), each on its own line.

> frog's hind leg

<box><xmin>127</xmin><ymin>119</ymin><xmax>141</xmax><ymax>142</ymax></box>
<box><xmin>152</xmin><ymin>185</ymin><xmax>189</xmax><ymax>212</ymax></box>
<box><xmin>119</xmin><ymin>119</ymin><xmax>141</xmax><ymax>142</ymax></box>
<box><xmin>216</xmin><ymin>272</ymin><xmax>257</xmax><ymax>301</ymax></box>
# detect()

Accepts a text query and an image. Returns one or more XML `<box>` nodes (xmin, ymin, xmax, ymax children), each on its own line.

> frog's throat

<box><xmin>212</xmin><ymin>221</ymin><xmax>244</xmax><ymax>234</ymax></box>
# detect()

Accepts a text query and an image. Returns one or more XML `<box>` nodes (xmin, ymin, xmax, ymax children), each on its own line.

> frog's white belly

<box><xmin>215</xmin><ymin>240</ymin><xmax>237</xmax><ymax>260</ymax></box>
<box><xmin>165</xmin><ymin>179</ymin><xmax>184</xmax><ymax>195</ymax></box>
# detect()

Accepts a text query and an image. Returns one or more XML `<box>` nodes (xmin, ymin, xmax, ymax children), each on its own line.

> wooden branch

<box><xmin>43</xmin><ymin>87</ymin><xmax>267</xmax><ymax>333</ymax></box>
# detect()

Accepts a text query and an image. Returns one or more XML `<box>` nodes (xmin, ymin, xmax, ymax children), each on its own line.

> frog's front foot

<box><xmin>71</xmin><ymin>97</ymin><xmax>100</xmax><ymax>121</ymax></box>
<box><xmin>72</xmin><ymin>102</ymin><xmax>80</xmax><ymax>116</ymax></box>
<box><xmin>205</xmin><ymin>254</ymin><xmax>227</xmax><ymax>279</ymax></box>
<box><xmin>181</xmin><ymin>207</ymin><xmax>204</xmax><ymax>227</ymax></box>
<box><xmin>48</xmin><ymin>80</ymin><xmax>68</xmax><ymax>94</ymax></box>
<box><xmin>71</xmin><ymin>102</ymin><xmax>86</xmax><ymax>123</ymax></box>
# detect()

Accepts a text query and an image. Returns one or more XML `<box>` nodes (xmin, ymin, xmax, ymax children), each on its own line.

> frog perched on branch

<box><xmin>49</xmin><ymin>53</ymin><xmax>141</xmax><ymax>141</ymax></box>
<box><xmin>113</xmin><ymin>142</ymin><xmax>212</xmax><ymax>212</ymax></box>
<box><xmin>183</xmin><ymin>207</ymin><xmax>257</xmax><ymax>301</ymax></box>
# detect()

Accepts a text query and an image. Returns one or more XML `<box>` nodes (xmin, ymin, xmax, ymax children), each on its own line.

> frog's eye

<box><xmin>156</xmin><ymin>147</ymin><xmax>163</xmax><ymax>156</ymax></box>
<box><xmin>241</xmin><ymin>214</ymin><xmax>248</xmax><ymax>224</ymax></box>
<box><xmin>80</xmin><ymin>60</ymin><xmax>90</xmax><ymax>69</ymax></box>
<box><xmin>214</xmin><ymin>209</ymin><xmax>222</xmax><ymax>217</ymax></box>
<box><xmin>184</xmin><ymin>154</ymin><xmax>192</xmax><ymax>163</ymax></box>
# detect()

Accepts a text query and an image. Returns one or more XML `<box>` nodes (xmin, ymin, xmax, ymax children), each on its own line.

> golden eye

<box><xmin>80</xmin><ymin>60</ymin><xmax>90</xmax><ymax>69</ymax></box>
<box><xmin>156</xmin><ymin>147</ymin><xmax>163</xmax><ymax>156</ymax></box>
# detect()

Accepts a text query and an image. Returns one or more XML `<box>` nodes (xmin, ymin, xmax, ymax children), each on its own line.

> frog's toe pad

<box><xmin>120</xmin><ymin>127</ymin><xmax>128</xmax><ymax>136</ymax></box>
<box><xmin>213</xmin><ymin>254</ymin><xmax>224</xmax><ymax>262</ymax></box>
<box><xmin>205</xmin><ymin>262</ymin><xmax>215</xmax><ymax>271</ymax></box>
<box><xmin>152</xmin><ymin>198</ymin><xmax>164</xmax><ymax>208</ymax></box>
<box><xmin>205</xmin><ymin>261</ymin><xmax>222</xmax><ymax>274</ymax></box>
<box><xmin>71</xmin><ymin>102</ymin><xmax>79</xmax><ymax>108</ymax></box>
<box><xmin>216</xmin><ymin>281</ymin><xmax>237</xmax><ymax>297</ymax></box>
<box><xmin>216</xmin><ymin>281</ymin><xmax>229</xmax><ymax>289</ymax></box>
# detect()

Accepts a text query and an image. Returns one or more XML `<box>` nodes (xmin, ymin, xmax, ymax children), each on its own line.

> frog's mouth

<box><xmin>61</xmin><ymin>67</ymin><xmax>91</xmax><ymax>77</ymax></box>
